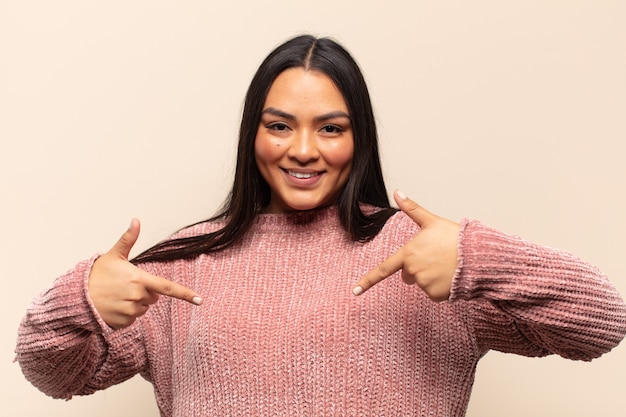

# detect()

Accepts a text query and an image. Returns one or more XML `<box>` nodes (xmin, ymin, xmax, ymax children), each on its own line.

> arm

<box><xmin>15</xmin><ymin>256</ymin><xmax>147</xmax><ymax>399</ymax></box>
<box><xmin>353</xmin><ymin>190</ymin><xmax>626</xmax><ymax>360</ymax></box>
<box><xmin>450</xmin><ymin>220</ymin><xmax>626</xmax><ymax>360</ymax></box>
<box><xmin>16</xmin><ymin>219</ymin><xmax>203</xmax><ymax>399</ymax></box>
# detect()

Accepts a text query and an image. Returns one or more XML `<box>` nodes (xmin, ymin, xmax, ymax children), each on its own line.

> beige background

<box><xmin>1</xmin><ymin>1</ymin><xmax>625</xmax><ymax>416</ymax></box>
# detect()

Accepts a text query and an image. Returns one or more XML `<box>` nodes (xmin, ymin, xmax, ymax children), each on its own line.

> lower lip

<box><xmin>282</xmin><ymin>170</ymin><xmax>323</xmax><ymax>187</ymax></box>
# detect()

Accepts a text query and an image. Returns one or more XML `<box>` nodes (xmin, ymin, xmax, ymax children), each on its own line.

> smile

<box><xmin>286</xmin><ymin>170</ymin><xmax>321</xmax><ymax>179</ymax></box>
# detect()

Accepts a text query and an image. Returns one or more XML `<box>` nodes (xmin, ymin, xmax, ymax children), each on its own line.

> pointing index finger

<box><xmin>353</xmin><ymin>249</ymin><xmax>404</xmax><ymax>296</ymax></box>
<box><xmin>144</xmin><ymin>274</ymin><xmax>203</xmax><ymax>305</ymax></box>
<box><xmin>394</xmin><ymin>189</ymin><xmax>433</xmax><ymax>228</ymax></box>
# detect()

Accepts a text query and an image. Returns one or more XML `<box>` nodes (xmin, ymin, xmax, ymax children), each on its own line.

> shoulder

<box><xmin>169</xmin><ymin>218</ymin><xmax>227</xmax><ymax>240</ymax></box>
<box><xmin>362</xmin><ymin>209</ymin><xmax>419</xmax><ymax>250</ymax></box>
<box><xmin>380</xmin><ymin>210</ymin><xmax>420</xmax><ymax>236</ymax></box>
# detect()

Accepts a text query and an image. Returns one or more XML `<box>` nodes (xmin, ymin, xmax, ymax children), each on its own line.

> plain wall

<box><xmin>1</xmin><ymin>1</ymin><xmax>625</xmax><ymax>415</ymax></box>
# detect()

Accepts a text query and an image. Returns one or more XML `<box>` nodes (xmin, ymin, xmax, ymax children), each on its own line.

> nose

<box><xmin>287</xmin><ymin>129</ymin><xmax>320</xmax><ymax>164</ymax></box>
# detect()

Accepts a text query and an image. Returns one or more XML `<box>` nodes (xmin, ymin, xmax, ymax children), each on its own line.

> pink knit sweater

<box><xmin>16</xmin><ymin>207</ymin><xmax>626</xmax><ymax>416</ymax></box>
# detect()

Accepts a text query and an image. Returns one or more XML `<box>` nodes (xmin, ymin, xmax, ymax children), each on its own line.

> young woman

<box><xmin>16</xmin><ymin>35</ymin><xmax>626</xmax><ymax>417</ymax></box>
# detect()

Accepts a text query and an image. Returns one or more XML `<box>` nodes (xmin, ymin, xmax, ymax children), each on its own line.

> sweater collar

<box><xmin>251</xmin><ymin>205</ymin><xmax>342</xmax><ymax>232</ymax></box>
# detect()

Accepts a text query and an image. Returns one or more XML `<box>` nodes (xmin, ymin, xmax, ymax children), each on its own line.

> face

<box><xmin>255</xmin><ymin>67</ymin><xmax>354</xmax><ymax>213</ymax></box>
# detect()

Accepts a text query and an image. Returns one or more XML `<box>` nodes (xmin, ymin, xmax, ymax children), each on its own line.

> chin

<box><xmin>269</xmin><ymin>191</ymin><xmax>337</xmax><ymax>213</ymax></box>
<box><xmin>287</xmin><ymin>202</ymin><xmax>321</xmax><ymax>212</ymax></box>
<box><xmin>280</xmin><ymin>198</ymin><xmax>330</xmax><ymax>213</ymax></box>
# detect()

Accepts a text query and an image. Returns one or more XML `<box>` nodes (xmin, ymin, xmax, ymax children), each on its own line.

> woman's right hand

<box><xmin>88</xmin><ymin>219</ymin><xmax>203</xmax><ymax>329</ymax></box>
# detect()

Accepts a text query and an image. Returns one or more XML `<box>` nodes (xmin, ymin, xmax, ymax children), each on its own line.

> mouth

<box><xmin>281</xmin><ymin>168</ymin><xmax>325</xmax><ymax>186</ymax></box>
<box><xmin>284</xmin><ymin>169</ymin><xmax>323</xmax><ymax>179</ymax></box>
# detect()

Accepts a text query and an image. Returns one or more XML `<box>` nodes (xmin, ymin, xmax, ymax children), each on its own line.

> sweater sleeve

<box><xmin>15</xmin><ymin>255</ymin><xmax>148</xmax><ymax>399</ymax></box>
<box><xmin>449</xmin><ymin>220</ymin><xmax>626</xmax><ymax>361</ymax></box>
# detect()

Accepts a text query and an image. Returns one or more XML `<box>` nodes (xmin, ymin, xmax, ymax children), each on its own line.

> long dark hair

<box><xmin>132</xmin><ymin>35</ymin><xmax>397</xmax><ymax>264</ymax></box>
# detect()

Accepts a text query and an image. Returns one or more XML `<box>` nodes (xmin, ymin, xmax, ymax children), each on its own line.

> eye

<box><xmin>320</xmin><ymin>125</ymin><xmax>344</xmax><ymax>134</ymax></box>
<box><xmin>268</xmin><ymin>122</ymin><xmax>290</xmax><ymax>131</ymax></box>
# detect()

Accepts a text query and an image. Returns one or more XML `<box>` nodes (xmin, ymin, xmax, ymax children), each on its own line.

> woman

<box><xmin>16</xmin><ymin>34</ymin><xmax>626</xmax><ymax>417</ymax></box>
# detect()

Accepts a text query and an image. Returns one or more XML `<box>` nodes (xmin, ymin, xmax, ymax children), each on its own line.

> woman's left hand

<box><xmin>352</xmin><ymin>190</ymin><xmax>460</xmax><ymax>301</ymax></box>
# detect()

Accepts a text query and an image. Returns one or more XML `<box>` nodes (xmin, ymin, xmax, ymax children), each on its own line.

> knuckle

<box><xmin>147</xmin><ymin>292</ymin><xmax>160</xmax><ymax>305</ymax></box>
<box><xmin>135</xmin><ymin>304</ymin><xmax>150</xmax><ymax>317</ymax></box>
<box><xmin>126</xmin><ymin>287</ymin><xmax>144</xmax><ymax>302</ymax></box>
<box><xmin>118</xmin><ymin>233</ymin><xmax>132</xmax><ymax>246</ymax></box>
<box><xmin>122</xmin><ymin>317</ymin><xmax>137</xmax><ymax>328</ymax></box>
<box><xmin>401</xmin><ymin>270</ymin><xmax>416</xmax><ymax>285</ymax></box>
<box><xmin>403</xmin><ymin>263</ymin><xmax>420</xmax><ymax>277</ymax></box>
<box><xmin>421</xmin><ymin>279</ymin><xmax>450</xmax><ymax>302</ymax></box>
<box><xmin>160</xmin><ymin>281</ymin><xmax>174</xmax><ymax>295</ymax></box>
<box><xmin>426</xmin><ymin>289</ymin><xmax>448</xmax><ymax>302</ymax></box>
<box><xmin>406</xmin><ymin>201</ymin><xmax>420</xmax><ymax>214</ymax></box>
<box><xmin>362</xmin><ymin>276</ymin><xmax>375</xmax><ymax>289</ymax></box>
<box><xmin>158</xmin><ymin>279</ymin><xmax>191</xmax><ymax>301</ymax></box>
<box><xmin>376</xmin><ymin>262</ymin><xmax>392</xmax><ymax>279</ymax></box>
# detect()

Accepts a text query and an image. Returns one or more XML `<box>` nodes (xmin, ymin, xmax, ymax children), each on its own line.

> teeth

<box><xmin>288</xmin><ymin>170</ymin><xmax>318</xmax><ymax>179</ymax></box>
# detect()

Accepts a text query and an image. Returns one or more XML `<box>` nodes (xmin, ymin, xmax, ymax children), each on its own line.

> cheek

<box><xmin>254</xmin><ymin>134</ymin><xmax>283</xmax><ymax>168</ymax></box>
<box><xmin>324</xmin><ymin>140</ymin><xmax>354</xmax><ymax>171</ymax></box>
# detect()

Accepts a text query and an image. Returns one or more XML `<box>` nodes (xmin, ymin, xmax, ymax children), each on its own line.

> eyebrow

<box><xmin>261</xmin><ymin>107</ymin><xmax>351</xmax><ymax>123</ymax></box>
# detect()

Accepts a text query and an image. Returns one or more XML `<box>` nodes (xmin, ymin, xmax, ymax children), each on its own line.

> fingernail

<box><xmin>352</xmin><ymin>286</ymin><xmax>363</xmax><ymax>296</ymax></box>
<box><xmin>396</xmin><ymin>189</ymin><xmax>408</xmax><ymax>200</ymax></box>
<box><xmin>192</xmin><ymin>296</ymin><xmax>203</xmax><ymax>305</ymax></box>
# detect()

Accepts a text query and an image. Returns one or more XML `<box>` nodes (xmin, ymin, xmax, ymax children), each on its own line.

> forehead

<box><xmin>264</xmin><ymin>67</ymin><xmax>348</xmax><ymax>113</ymax></box>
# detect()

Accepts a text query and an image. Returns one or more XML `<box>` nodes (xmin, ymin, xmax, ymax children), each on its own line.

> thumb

<box><xmin>394</xmin><ymin>189</ymin><xmax>434</xmax><ymax>227</ymax></box>
<box><xmin>110</xmin><ymin>218</ymin><xmax>140</xmax><ymax>260</ymax></box>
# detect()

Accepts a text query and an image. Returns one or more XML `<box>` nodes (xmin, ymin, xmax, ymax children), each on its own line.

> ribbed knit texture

<box><xmin>16</xmin><ymin>206</ymin><xmax>626</xmax><ymax>416</ymax></box>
